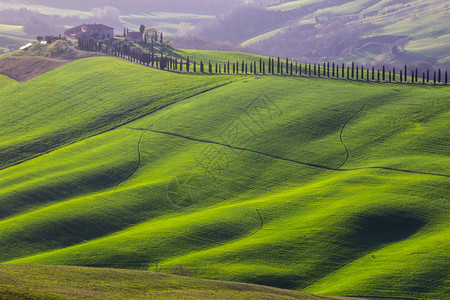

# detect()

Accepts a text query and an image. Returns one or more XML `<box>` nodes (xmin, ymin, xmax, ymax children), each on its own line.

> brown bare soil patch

<box><xmin>0</xmin><ymin>56</ymin><xmax>68</xmax><ymax>82</ymax></box>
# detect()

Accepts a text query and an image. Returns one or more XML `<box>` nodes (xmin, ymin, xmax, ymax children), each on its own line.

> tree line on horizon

<box><xmin>77</xmin><ymin>37</ymin><xmax>448</xmax><ymax>86</ymax></box>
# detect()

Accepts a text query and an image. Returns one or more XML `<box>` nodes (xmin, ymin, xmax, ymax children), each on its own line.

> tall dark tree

<box><xmin>445</xmin><ymin>71</ymin><xmax>448</xmax><ymax>85</ymax></box>
<box><xmin>382</xmin><ymin>66</ymin><xmax>385</xmax><ymax>81</ymax></box>
<box><xmin>351</xmin><ymin>62</ymin><xmax>355</xmax><ymax>78</ymax></box>
<box><xmin>277</xmin><ymin>57</ymin><xmax>280</xmax><ymax>74</ymax></box>
<box><xmin>160</xmin><ymin>32</ymin><xmax>163</xmax><ymax>43</ymax></box>
<box><xmin>140</xmin><ymin>25</ymin><xmax>146</xmax><ymax>34</ymax></box>
<box><xmin>260</xmin><ymin>58</ymin><xmax>262</xmax><ymax>73</ymax></box>
<box><xmin>404</xmin><ymin>65</ymin><xmax>407</xmax><ymax>81</ymax></box>
<box><xmin>186</xmin><ymin>57</ymin><xmax>190</xmax><ymax>72</ymax></box>
<box><xmin>438</xmin><ymin>69</ymin><xmax>442</xmax><ymax>83</ymax></box>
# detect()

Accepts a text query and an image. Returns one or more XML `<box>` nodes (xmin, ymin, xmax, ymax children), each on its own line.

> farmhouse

<box><xmin>127</xmin><ymin>32</ymin><xmax>143</xmax><ymax>42</ymax></box>
<box><xmin>65</xmin><ymin>24</ymin><xmax>114</xmax><ymax>40</ymax></box>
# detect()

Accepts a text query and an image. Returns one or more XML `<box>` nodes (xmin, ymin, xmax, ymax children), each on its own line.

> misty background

<box><xmin>0</xmin><ymin>0</ymin><xmax>448</xmax><ymax>69</ymax></box>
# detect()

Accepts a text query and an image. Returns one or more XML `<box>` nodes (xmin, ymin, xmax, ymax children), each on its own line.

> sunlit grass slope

<box><xmin>0</xmin><ymin>56</ymin><xmax>449</xmax><ymax>299</ymax></box>
<box><xmin>0</xmin><ymin>56</ymin><xmax>238</xmax><ymax>169</ymax></box>
<box><xmin>0</xmin><ymin>265</ymin><xmax>346</xmax><ymax>300</ymax></box>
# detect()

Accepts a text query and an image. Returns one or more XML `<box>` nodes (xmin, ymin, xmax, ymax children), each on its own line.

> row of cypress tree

<box><xmin>78</xmin><ymin>38</ymin><xmax>448</xmax><ymax>85</ymax></box>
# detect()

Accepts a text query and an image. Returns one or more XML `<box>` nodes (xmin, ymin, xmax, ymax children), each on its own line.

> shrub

<box><xmin>169</xmin><ymin>264</ymin><xmax>191</xmax><ymax>276</ymax></box>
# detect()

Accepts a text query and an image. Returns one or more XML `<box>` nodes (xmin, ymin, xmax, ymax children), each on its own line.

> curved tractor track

<box><xmin>125</xmin><ymin>128</ymin><xmax>449</xmax><ymax>178</ymax></box>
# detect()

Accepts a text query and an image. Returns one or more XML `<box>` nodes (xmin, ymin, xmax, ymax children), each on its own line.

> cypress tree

<box><xmin>404</xmin><ymin>65</ymin><xmax>407</xmax><ymax>81</ymax></box>
<box><xmin>389</xmin><ymin>71</ymin><xmax>391</xmax><ymax>82</ymax></box>
<box><xmin>423</xmin><ymin>72</ymin><xmax>425</xmax><ymax>84</ymax></box>
<box><xmin>277</xmin><ymin>57</ymin><xmax>280</xmax><ymax>74</ymax></box>
<box><xmin>367</xmin><ymin>68</ymin><xmax>369</xmax><ymax>81</ymax></box>
<box><xmin>427</xmin><ymin>69</ymin><xmax>429</xmax><ymax>83</ymax></box>
<box><xmin>400</xmin><ymin>70</ymin><xmax>403</xmax><ymax>83</ymax></box>
<box><xmin>393</xmin><ymin>67</ymin><xmax>396</xmax><ymax>81</ymax></box>
<box><xmin>260</xmin><ymin>58</ymin><xmax>262</xmax><ymax>73</ymax></box>
<box><xmin>356</xmin><ymin>66</ymin><xmax>359</xmax><ymax>81</ymax></box>
<box><xmin>263</xmin><ymin>61</ymin><xmax>265</xmax><ymax>74</ymax></box>
<box><xmin>180</xmin><ymin>59</ymin><xmax>183</xmax><ymax>72</ymax></box>
<box><xmin>411</xmin><ymin>70</ymin><xmax>414</xmax><ymax>83</ymax></box>
<box><xmin>281</xmin><ymin>62</ymin><xmax>283</xmax><ymax>75</ymax></box>
<box><xmin>208</xmin><ymin>61</ymin><xmax>211</xmax><ymax>73</ymax></box>
<box><xmin>337</xmin><ymin>66</ymin><xmax>339</xmax><ymax>79</ymax></box>
<box><xmin>290</xmin><ymin>62</ymin><xmax>293</xmax><ymax>75</ymax></box>
<box><xmin>347</xmin><ymin>66</ymin><xmax>349</xmax><ymax>79</ymax></box>
<box><xmin>377</xmin><ymin>70</ymin><xmax>380</xmax><ymax>82</ymax></box>
<box><xmin>227</xmin><ymin>61</ymin><xmax>230</xmax><ymax>74</ymax></box>
<box><xmin>194</xmin><ymin>61</ymin><xmax>196</xmax><ymax>73</ymax></box>
<box><xmin>332</xmin><ymin>63</ymin><xmax>335</xmax><ymax>77</ymax></box>
<box><xmin>445</xmin><ymin>71</ymin><xmax>448</xmax><ymax>85</ymax></box>
<box><xmin>382</xmin><ymin>66</ymin><xmax>385</xmax><ymax>81</ymax></box>
<box><xmin>415</xmin><ymin>68</ymin><xmax>418</xmax><ymax>83</ymax></box>
<box><xmin>245</xmin><ymin>62</ymin><xmax>248</xmax><ymax>74</ymax></box>
<box><xmin>361</xmin><ymin>65</ymin><xmax>364</xmax><ymax>80</ymax></box>
<box><xmin>342</xmin><ymin>63</ymin><xmax>345</xmax><ymax>78</ymax></box>
<box><xmin>268</xmin><ymin>58</ymin><xmax>271</xmax><ymax>74</ymax></box>
<box><xmin>250</xmin><ymin>62</ymin><xmax>253</xmax><ymax>74</ymax></box>
<box><xmin>160</xmin><ymin>32</ymin><xmax>163</xmax><ymax>43</ymax></box>
<box><xmin>323</xmin><ymin>62</ymin><xmax>326</xmax><ymax>76</ymax></box>
<box><xmin>351</xmin><ymin>62</ymin><xmax>355</xmax><ymax>78</ymax></box>
<box><xmin>327</xmin><ymin>62</ymin><xmax>330</xmax><ymax>77</ymax></box>
<box><xmin>286</xmin><ymin>58</ymin><xmax>289</xmax><ymax>71</ymax></box>
<box><xmin>233</xmin><ymin>63</ymin><xmax>235</xmax><ymax>74</ymax></box>
<box><xmin>372</xmin><ymin>66</ymin><xmax>375</xmax><ymax>80</ymax></box>
<box><xmin>242</xmin><ymin>61</ymin><xmax>245</xmax><ymax>74</ymax></box>
<box><xmin>186</xmin><ymin>57</ymin><xmax>190</xmax><ymax>72</ymax></box>
<box><xmin>438</xmin><ymin>69</ymin><xmax>441</xmax><ymax>83</ymax></box>
<box><xmin>314</xmin><ymin>63</ymin><xmax>317</xmax><ymax>76</ymax></box>
<box><xmin>433</xmin><ymin>71</ymin><xmax>436</xmax><ymax>84</ymax></box>
<box><xmin>272</xmin><ymin>59</ymin><xmax>275</xmax><ymax>75</ymax></box>
<box><xmin>215</xmin><ymin>63</ymin><xmax>218</xmax><ymax>73</ymax></box>
<box><xmin>219</xmin><ymin>64</ymin><xmax>221</xmax><ymax>74</ymax></box>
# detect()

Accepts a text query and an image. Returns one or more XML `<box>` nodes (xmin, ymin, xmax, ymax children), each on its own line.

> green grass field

<box><xmin>0</xmin><ymin>264</ymin><xmax>353</xmax><ymax>299</ymax></box>
<box><xmin>0</xmin><ymin>54</ymin><xmax>449</xmax><ymax>299</ymax></box>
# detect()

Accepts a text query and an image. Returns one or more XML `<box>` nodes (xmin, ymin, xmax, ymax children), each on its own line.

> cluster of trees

<box><xmin>77</xmin><ymin>37</ymin><xmax>448</xmax><ymax>85</ymax></box>
<box><xmin>36</xmin><ymin>35</ymin><xmax>65</xmax><ymax>44</ymax></box>
<box><xmin>123</xmin><ymin>25</ymin><xmax>164</xmax><ymax>44</ymax></box>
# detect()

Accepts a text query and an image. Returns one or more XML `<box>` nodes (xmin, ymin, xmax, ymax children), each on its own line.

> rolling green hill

<box><xmin>0</xmin><ymin>55</ymin><xmax>449</xmax><ymax>299</ymax></box>
<box><xmin>0</xmin><ymin>264</ymin><xmax>352</xmax><ymax>299</ymax></box>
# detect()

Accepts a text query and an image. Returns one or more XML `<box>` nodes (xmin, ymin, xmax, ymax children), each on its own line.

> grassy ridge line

<box><xmin>0</xmin><ymin>56</ymin><xmax>243</xmax><ymax>170</ymax></box>
<box><xmin>0</xmin><ymin>265</ymin><xmax>349</xmax><ymax>300</ymax></box>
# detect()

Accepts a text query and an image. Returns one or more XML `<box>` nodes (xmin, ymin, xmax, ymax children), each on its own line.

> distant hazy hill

<box><xmin>180</xmin><ymin>0</ymin><xmax>449</xmax><ymax>68</ymax></box>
